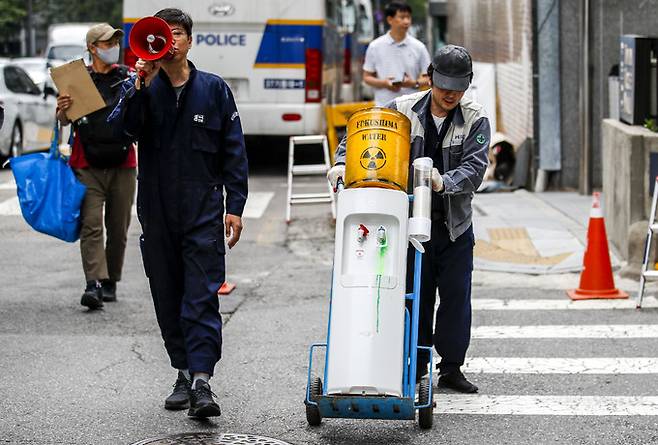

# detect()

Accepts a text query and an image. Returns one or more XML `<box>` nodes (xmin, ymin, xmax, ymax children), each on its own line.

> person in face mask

<box><xmin>55</xmin><ymin>23</ymin><xmax>138</xmax><ymax>310</ymax></box>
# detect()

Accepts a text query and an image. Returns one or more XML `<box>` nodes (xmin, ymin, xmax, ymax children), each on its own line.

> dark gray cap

<box><xmin>431</xmin><ymin>45</ymin><xmax>472</xmax><ymax>92</ymax></box>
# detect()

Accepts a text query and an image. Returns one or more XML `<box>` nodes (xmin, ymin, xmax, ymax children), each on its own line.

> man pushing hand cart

<box><xmin>305</xmin><ymin>44</ymin><xmax>489</xmax><ymax>429</ymax></box>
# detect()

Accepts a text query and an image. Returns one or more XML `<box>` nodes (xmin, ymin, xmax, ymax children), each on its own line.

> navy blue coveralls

<box><xmin>123</xmin><ymin>62</ymin><xmax>248</xmax><ymax>375</ymax></box>
<box><xmin>408</xmin><ymin>106</ymin><xmax>474</xmax><ymax>379</ymax></box>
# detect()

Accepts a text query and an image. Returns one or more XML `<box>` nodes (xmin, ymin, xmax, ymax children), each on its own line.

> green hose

<box><xmin>375</xmin><ymin>244</ymin><xmax>387</xmax><ymax>333</ymax></box>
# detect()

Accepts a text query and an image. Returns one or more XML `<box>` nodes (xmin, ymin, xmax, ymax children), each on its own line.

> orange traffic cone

<box><xmin>567</xmin><ymin>192</ymin><xmax>628</xmax><ymax>300</ymax></box>
<box><xmin>218</xmin><ymin>281</ymin><xmax>236</xmax><ymax>295</ymax></box>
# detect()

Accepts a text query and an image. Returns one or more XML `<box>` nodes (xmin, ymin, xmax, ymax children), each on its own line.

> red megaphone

<box><xmin>129</xmin><ymin>16</ymin><xmax>174</xmax><ymax>61</ymax></box>
<box><xmin>129</xmin><ymin>16</ymin><xmax>174</xmax><ymax>84</ymax></box>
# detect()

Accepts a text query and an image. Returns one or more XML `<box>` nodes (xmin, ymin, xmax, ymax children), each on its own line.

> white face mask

<box><xmin>96</xmin><ymin>45</ymin><xmax>120</xmax><ymax>64</ymax></box>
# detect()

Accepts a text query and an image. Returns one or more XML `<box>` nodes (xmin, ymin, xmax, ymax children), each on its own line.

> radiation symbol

<box><xmin>360</xmin><ymin>147</ymin><xmax>387</xmax><ymax>170</ymax></box>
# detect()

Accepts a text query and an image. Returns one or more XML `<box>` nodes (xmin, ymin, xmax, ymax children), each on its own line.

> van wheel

<box><xmin>10</xmin><ymin>121</ymin><xmax>23</xmax><ymax>158</ymax></box>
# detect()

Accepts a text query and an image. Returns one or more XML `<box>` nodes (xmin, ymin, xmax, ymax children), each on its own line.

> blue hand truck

<box><xmin>304</xmin><ymin>242</ymin><xmax>434</xmax><ymax>429</ymax></box>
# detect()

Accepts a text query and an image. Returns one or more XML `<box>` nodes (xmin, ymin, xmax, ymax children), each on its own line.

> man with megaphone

<box><xmin>118</xmin><ymin>8</ymin><xmax>248</xmax><ymax>418</ymax></box>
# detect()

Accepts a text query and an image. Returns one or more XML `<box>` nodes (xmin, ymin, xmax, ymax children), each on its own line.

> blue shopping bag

<box><xmin>8</xmin><ymin>122</ymin><xmax>86</xmax><ymax>242</ymax></box>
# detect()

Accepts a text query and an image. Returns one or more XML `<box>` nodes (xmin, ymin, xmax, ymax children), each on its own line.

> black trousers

<box><xmin>140</xmin><ymin>225</ymin><xmax>225</xmax><ymax>376</ymax></box>
<box><xmin>408</xmin><ymin>221</ymin><xmax>474</xmax><ymax>378</ymax></box>
<box><xmin>138</xmin><ymin>182</ymin><xmax>226</xmax><ymax>377</ymax></box>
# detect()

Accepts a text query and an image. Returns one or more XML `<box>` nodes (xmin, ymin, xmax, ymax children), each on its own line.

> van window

<box><xmin>48</xmin><ymin>45</ymin><xmax>85</xmax><ymax>61</ymax></box>
<box><xmin>341</xmin><ymin>0</ymin><xmax>357</xmax><ymax>32</ymax></box>
<box><xmin>325</xmin><ymin>0</ymin><xmax>337</xmax><ymax>24</ymax></box>
<box><xmin>357</xmin><ymin>3</ymin><xmax>373</xmax><ymax>40</ymax></box>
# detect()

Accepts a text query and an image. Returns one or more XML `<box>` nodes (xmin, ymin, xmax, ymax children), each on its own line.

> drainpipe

<box><xmin>531</xmin><ymin>0</ymin><xmax>542</xmax><ymax>191</ymax></box>
<box><xmin>578</xmin><ymin>0</ymin><xmax>592</xmax><ymax>195</ymax></box>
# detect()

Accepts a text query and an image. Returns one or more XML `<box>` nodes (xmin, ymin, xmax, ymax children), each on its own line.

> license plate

<box><xmin>264</xmin><ymin>78</ymin><xmax>305</xmax><ymax>89</ymax></box>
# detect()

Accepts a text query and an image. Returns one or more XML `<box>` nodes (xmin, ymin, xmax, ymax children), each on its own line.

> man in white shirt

<box><xmin>363</xmin><ymin>1</ymin><xmax>431</xmax><ymax>105</ymax></box>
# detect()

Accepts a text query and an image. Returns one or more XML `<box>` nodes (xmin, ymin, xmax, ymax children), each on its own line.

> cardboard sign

<box><xmin>49</xmin><ymin>59</ymin><xmax>106</xmax><ymax>122</ymax></box>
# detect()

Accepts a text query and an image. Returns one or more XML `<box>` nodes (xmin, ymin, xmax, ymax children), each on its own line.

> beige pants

<box><xmin>75</xmin><ymin>167</ymin><xmax>136</xmax><ymax>282</ymax></box>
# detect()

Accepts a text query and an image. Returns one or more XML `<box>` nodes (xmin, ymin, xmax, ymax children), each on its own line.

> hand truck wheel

<box><xmin>418</xmin><ymin>376</ymin><xmax>433</xmax><ymax>429</ymax></box>
<box><xmin>305</xmin><ymin>376</ymin><xmax>323</xmax><ymax>426</ymax></box>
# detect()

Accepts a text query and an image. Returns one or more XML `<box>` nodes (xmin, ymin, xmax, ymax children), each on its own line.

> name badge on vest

<box><xmin>450</xmin><ymin>132</ymin><xmax>465</xmax><ymax>145</ymax></box>
<box><xmin>193</xmin><ymin>114</ymin><xmax>205</xmax><ymax>124</ymax></box>
<box><xmin>443</xmin><ymin>127</ymin><xmax>465</xmax><ymax>148</ymax></box>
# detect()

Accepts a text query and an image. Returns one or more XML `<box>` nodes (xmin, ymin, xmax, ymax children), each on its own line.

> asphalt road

<box><xmin>0</xmin><ymin>144</ymin><xmax>657</xmax><ymax>445</ymax></box>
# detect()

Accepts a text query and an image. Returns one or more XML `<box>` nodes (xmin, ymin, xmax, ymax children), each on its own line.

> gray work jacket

<box><xmin>335</xmin><ymin>89</ymin><xmax>490</xmax><ymax>241</ymax></box>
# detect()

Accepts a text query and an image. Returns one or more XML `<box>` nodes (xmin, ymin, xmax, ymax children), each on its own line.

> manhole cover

<box><xmin>131</xmin><ymin>433</ymin><xmax>293</xmax><ymax>445</ymax></box>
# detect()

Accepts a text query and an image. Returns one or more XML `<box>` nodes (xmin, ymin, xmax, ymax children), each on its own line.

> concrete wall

<box><xmin>601</xmin><ymin>119</ymin><xmax>658</xmax><ymax>257</ymax></box>
<box><xmin>447</xmin><ymin>0</ymin><xmax>658</xmax><ymax>190</ymax></box>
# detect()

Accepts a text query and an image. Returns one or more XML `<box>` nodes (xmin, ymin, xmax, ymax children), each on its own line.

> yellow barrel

<box><xmin>344</xmin><ymin>107</ymin><xmax>411</xmax><ymax>191</ymax></box>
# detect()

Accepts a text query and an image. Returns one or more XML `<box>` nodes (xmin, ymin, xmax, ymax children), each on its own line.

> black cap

<box><xmin>431</xmin><ymin>45</ymin><xmax>472</xmax><ymax>92</ymax></box>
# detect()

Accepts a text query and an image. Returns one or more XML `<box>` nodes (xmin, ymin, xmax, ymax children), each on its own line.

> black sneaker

<box><xmin>101</xmin><ymin>280</ymin><xmax>117</xmax><ymax>302</ymax></box>
<box><xmin>188</xmin><ymin>380</ymin><xmax>221</xmax><ymax>418</ymax></box>
<box><xmin>164</xmin><ymin>371</ymin><xmax>191</xmax><ymax>410</ymax></box>
<box><xmin>80</xmin><ymin>281</ymin><xmax>103</xmax><ymax>310</ymax></box>
<box><xmin>438</xmin><ymin>369</ymin><xmax>478</xmax><ymax>393</ymax></box>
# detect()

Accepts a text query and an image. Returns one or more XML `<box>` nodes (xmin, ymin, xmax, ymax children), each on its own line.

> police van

<box><xmin>123</xmin><ymin>0</ymin><xmax>372</xmax><ymax>136</ymax></box>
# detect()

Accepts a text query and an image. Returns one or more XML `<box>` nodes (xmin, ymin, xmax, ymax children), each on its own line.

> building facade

<box><xmin>443</xmin><ymin>0</ymin><xmax>658</xmax><ymax>192</ymax></box>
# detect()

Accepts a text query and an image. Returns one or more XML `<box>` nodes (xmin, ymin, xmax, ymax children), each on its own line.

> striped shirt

<box><xmin>363</xmin><ymin>32</ymin><xmax>431</xmax><ymax>105</ymax></box>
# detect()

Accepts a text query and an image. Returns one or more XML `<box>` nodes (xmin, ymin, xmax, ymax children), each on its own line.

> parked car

<box><xmin>0</xmin><ymin>61</ymin><xmax>58</xmax><ymax>162</ymax></box>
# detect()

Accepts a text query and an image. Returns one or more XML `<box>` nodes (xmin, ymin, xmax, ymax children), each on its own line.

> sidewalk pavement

<box><xmin>472</xmin><ymin>190</ymin><xmax>617</xmax><ymax>274</ymax></box>
<box><xmin>470</xmin><ymin>190</ymin><xmax>649</xmax><ymax>298</ymax></box>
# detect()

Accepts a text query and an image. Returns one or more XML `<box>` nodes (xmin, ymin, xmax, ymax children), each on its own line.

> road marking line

<box><xmin>435</xmin><ymin>395</ymin><xmax>658</xmax><ymax>416</ymax></box>
<box><xmin>3</xmin><ymin>192</ymin><xmax>274</xmax><ymax>219</ymax></box>
<box><xmin>472</xmin><ymin>324</ymin><xmax>658</xmax><ymax>339</ymax></box>
<box><xmin>0</xmin><ymin>197</ymin><xmax>20</xmax><ymax>215</ymax></box>
<box><xmin>472</xmin><ymin>297</ymin><xmax>657</xmax><ymax>310</ymax></box>
<box><xmin>460</xmin><ymin>357</ymin><xmax>658</xmax><ymax>374</ymax></box>
<box><xmin>0</xmin><ymin>180</ymin><xmax>16</xmax><ymax>190</ymax></box>
<box><xmin>242</xmin><ymin>191</ymin><xmax>274</xmax><ymax>219</ymax></box>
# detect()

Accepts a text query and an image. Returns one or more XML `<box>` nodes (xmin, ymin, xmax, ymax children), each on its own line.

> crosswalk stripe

<box><xmin>0</xmin><ymin>197</ymin><xmax>20</xmax><ymax>215</ymax></box>
<box><xmin>434</xmin><ymin>395</ymin><xmax>658</xmax><ymax>416</ymax></box>
<box><xmin>472</xmin><ymin>324</ymin><xmax>658</xmax><ymax>339</ymax></box>
<box><xmin>461</xmin><ymin>357</ymin><xmax>658</xmax><ymax>374</ymax></box>
<box><xmin>1</xmin><ymin>191</ymin><xmax>275</xmax><ymax>219</ymax></box>
<box><xmin>472</xmin><ymin>297</ymin><xmax>655</xmax><ymax>310</ymax></box>
<box><xmin>242</xmin><ymin>192</ymin><xmax>274</xmax><ymax>219</ymax></box>
<box><xmin>0</xmin><ymin>180</ymin><xmax>16</xmax><ymax>190</ymax></box>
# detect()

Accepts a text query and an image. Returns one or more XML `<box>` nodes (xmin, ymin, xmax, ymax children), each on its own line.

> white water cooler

<box><xmin>324</xmin><ymin>157</ymin><xmax>433</xmax><ymax>397</ymax></box>
<box><xmin>324</xmin><ymin>187</ymin><xmax>410</xmax><ymax>397</ymax></box>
